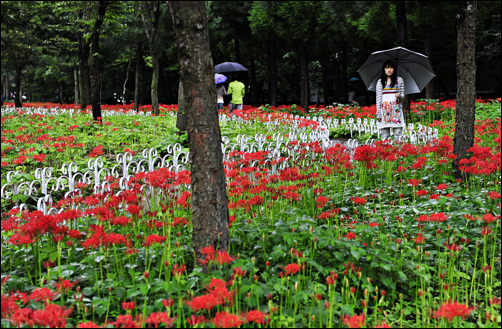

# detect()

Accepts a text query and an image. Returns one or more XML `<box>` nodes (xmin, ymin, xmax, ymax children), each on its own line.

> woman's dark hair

<box><xmin>380</xmin><ymin>60</ymin><xmax>397</xmax><ymax>87</ymax></box>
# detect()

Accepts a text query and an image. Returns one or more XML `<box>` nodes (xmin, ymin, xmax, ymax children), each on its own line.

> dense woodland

<box><xmin>1</xmin><ymin>1</ymin><xmax>501</xmax><ymax>110</ymax></box>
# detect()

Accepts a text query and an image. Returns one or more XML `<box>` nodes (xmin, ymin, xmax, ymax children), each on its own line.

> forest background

<box><xmin>1</xmin><ymin>1</ymin><xmax>501</xmax><ymax>110</ymax></box>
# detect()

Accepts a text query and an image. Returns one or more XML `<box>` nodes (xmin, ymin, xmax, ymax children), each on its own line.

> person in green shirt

<box><xmin>227</xmin><ymin>78</ymin><xmax>245</xmax><ymax>113</ymax></box>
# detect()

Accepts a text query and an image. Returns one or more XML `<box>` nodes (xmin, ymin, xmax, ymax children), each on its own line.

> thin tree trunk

<box><xmin>59</xmin><ymin>81</ymin><xmax>64</xmax><ymax>105</ymax></box>
<box><xmin>90</xmin><ymin>1</ymin><xmax>108</xmax><ymax>121</ymax></box>
<box><xmin>169</xmin><ymin>0</ymin><xmax>230</xmax><ymax>266</ymax></box>
<box><xmin>140</xmin><ymin>1</ymin><xmax>162</xmax><ymax>116</ymax></box>
<box><xmin>453</xmin><ymin>1</ymin><xmax>477</xmax><ymax>176</ymax></box>
<box><xmin>396</xmin><ymin>1</ymin><xmax>411</xmax><ymax>123</ymax></box>
<box><xmin>267</xmin><ymin>39</ymin><xmax>278</xmax><ymax>107</ymax></box>
<box><xmin>299</xmin><ymin>44</ymin><xmax>309</xmax><ymax>112</ymax></box>
<box><xmin>14</xmin><ymin>63</ymin><xmax>23</xmax><ymax>108</ymax></box>
<box><xmin>74</xmin><ymin>66</ymin><xmax>80</xmax><ymax>106</ymax></box>
<box><xmin>134</xmin><ymin>42</ymin><xmax>143</xmax><ymax>112</ymax></box>
<box><xmin>123</xmin><ymin>58</ymin><xmax>131</xmax><ymax>104</ymax></box>
<box><xmin>151</xmin><ymin>50</ymin><xmax>160</xmax><ymax>115</ymax></box>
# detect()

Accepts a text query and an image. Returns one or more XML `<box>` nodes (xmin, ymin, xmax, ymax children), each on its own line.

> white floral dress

<box><xmin>376</xmin><ymin>77</ymin><xmax>405</xmax><ymax>129</ymax></box>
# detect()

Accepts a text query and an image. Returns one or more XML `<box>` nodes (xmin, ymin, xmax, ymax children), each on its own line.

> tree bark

<box><xmin>90</xmin><ymin>1</ymin><xmax>108</xmax><ymax>121</ymax></box>
<box><xmin>14</xmin><ymin>63</ymin><xmax>23</xmax><ymax>108</ymax></box>
<box><xmin>267</xmin><ymin>39</ymin><xmax>278</xmax><ymax>107</ymax></box>
<box><xmin>169</xmin><ymin>1</ymin><xmax>230</xmax><ymax>264</ymax></box>
<box><xmin>74</xmin><ymin>66</ymin><xmax>80</xmax><ymax>106</ymax></box>
<box><xmin>453</xmin><ymin>1</ymin><xmax>477</xmax><ymax>176</ymax></box>
<box><xmin>78</xmin><ymin>4</ymin><xmax>91</xmax><ymax>110</ymax></box>
<box><xmin>299</xmin><ymin>44</ymin><xmax>309</xmax><ymax>112</ymax></box>
<box><xmin>122</xmin><ymin>58</ymin><xmax>131</xmax><ymax>104</ymax></box>
<box><xmin>134</xmin><ymin>42</ymin><xmax>143</xmax><ymax>112</ymax></box>
<box><xmin>140</xmin><ymin>1</ymin><xmax>162</xmax><ymax>116</ymax></box>
<box><xmin>396</xmin><ymin>1</ymin><xmax>411</xmax><ymax>123</ymax></box>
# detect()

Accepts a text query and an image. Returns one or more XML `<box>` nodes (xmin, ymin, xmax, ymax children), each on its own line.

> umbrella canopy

<box><xmin>215</xmin><ymin>73</ymin><xmax>227</xmax><ymax>84</ymax></box>
<box><xmin>214</xmin><ymin>62</ymin><xmax>248</xmax><ymax>73</ymax></box>
<box><xmin>358</xmin><ymin>47</ymin><xmax>435</xmax><ymax>95</ymax></box>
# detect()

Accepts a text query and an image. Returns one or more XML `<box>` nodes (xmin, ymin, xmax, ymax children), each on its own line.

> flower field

<box><xmin>1</xmin><ymin>99</ymin><xmax>501</xmax><ymax>328</ymax></box>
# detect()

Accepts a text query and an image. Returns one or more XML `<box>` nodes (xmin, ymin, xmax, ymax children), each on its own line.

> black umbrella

<box><xmin>358</xmin><ymin>47</ymin><xmax>435</xmax><ymax>95</ymax></box>
<box><xmin>214</xmin><ymin>62</ymin><xmax>248</xmax><ymax>73</ymax></box>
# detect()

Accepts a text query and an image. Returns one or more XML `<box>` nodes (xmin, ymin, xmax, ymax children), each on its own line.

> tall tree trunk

<box><xmin>424</xmin><ymin>18</ymin><xmax>435</xmax><ymax>99</ymax></box>
<box><xmin>267</xmin><ymin>39</ymin><xmax>278</xmax><ymax>107</ymax></box>
<box><xmin>123</xmin><ymin>58</ymin><xmax>131</xmax><ymax>104</ymax></box>
<box><xmin>78</xmin><ymin>47</ymin><xmax>90</xmax><ymax>110</ymax></box>
<box><xmin>89</xmin><ymin>1</ymin><xmax>108</xmax><ymax>121</ymax></box>
<box><xmin>134</xmin><ymin>42</ymin><xmax>143</xmax><ymax>112</ymax></box>
<box><xmin>59</xmin><ymin>81</ymin><xmax>64</xmax><ymax>105</ymax></box>
<box><xmin>299</xmin><ymin>44</ymin><xmax>309</xmax><ymax>112</ymax></box>
<box><xmin>169</xmin><ymin>1</ymin><xmax>230</xmax><ymax>265</ymax></box>
<box><xmin>14</xmin><ymin>63</ymin><xmax>23</xmax><ymax>108</ymax></box>
<box><xmin>396</xmin><ymin>1</ymin><xmax>407</xmax><ymax>47</ymax></box>
<box><xmin>74</xmin><ymin>66</ymin><xmax>80</xmax><ymax>106</ymax></box>
<box><xmin>151</xmin><ymin>50</ymin><xmax>160</xmax><ymax>115</ymax></box>
<box><xmin>140</xmin><ymin>1</ymin><xmax>162</xmax><ymax>116</ymax></box>
<box><xmin>78</xmin><ymin>4</ymin><xmax>91</xmax><ymax>110</ymax></box>
<box><xmin>396</xmin><ymin>1</ymin><xmax>411</xmax><ymax>123</ymax></box>
<box><xmin>453</xmin><ymin>1</ymin><xmax>477</xmax><ymax>177</ymax></box>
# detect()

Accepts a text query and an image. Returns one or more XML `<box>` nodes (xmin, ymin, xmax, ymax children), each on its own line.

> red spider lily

<box><xmin>316</xmin><ymin>196</ymin><xmax>329</xmax><ymax>208</ymax></box>
<box><xmin>162</xmin><ymin>298</ymin><xmax>175</xmax><ymax>308</ymax></box>
<box><xmin>10</xmin><ymin>303</ymin><xmax>73</xmax><ymax>328</ymax></box>
<box><xmin>482</xmin><ymin>213</ymin><xmax>496</xmax><ymax>223</ymax></box>
<box><xmin>146</xmin><ymin>311</ymin><xmax>175</xmax><ymax>328</ymax></box>
<box><xmin>232</xmin><ymin>267</ymin><xmax>246</xmax><ymax>278</ymax></box>
<box><xmin>212</xmin><ymin>311</ymin><xmax>243</xmax><ymax>328</ymax></box>
<box><xmin>417</xmin><ymin>213</ymin><xmax>448</xmax><ymax>222</ymax></box>
<box><xmin>408</xmin><ymin>179</ymin><xmax>422</xmax><ymax>187</ymax></box>
<box><xmin>481</xmin><ymin>226</ymin><xmax>491</xmax><ymax>236</ymax></box>
<box><xmin>110</xmin><ymin>314</ymin><xmax>141</xmax><ymax>328</ymax></box>
<box><xmin>350</xmin><ymin>197</ymin><xmax>367</xmax><ymax>205</ymax></box>
<box><xmin>246</xmin><ymin>310</ymin><xmax>266</xmax><ymax>325</ymax></box>
<box><xmin>326</xmin><ymin>273</ymin><xmax>338</xmax><ymax>285</ymax></box>
<box><xmin>54</xmin><ymin>278</ymin><xmax>76</xmax><ymax>293</ymax></box>
<box><xmin>482</xmin><ymin>264</ymin><xmax>492</xmax><ymax>273</ymax></box>
<box><xmin>143</xmin><ymin>234</ymin><xmax>167</xmax><ymax>247</ymax></box>
<box><xmin>186</xmin><ymin>315</ymin><xmax>207</xmax><ymax>326</ymax></box>
<box><xmin>186</xmin><ymin>294</ymin><xmax>220</xmax><ymax>312</ymax></box>
<box><xmin>413</xmin><ymin>233</ymin><xmax>425</xmax><ymax>244</ymax></box>
<box><xmin>281</xmin><ymin>263</ymin><xmax>300</xmax><ymax>277</ymax></box>
<box><xmin>486</xmin><ymin>191</ymin><xmax>501</xmax><ymax>200</ymax></box>
<box><xmin>216</xmin><ymin>250</ymin><xmax>235</xmax><ymax>265</ymax></box>
<box><xmin>172</xmin><ymin>264</ymin><xmax>187</xmax><ymax>277</ymax></box>
<box><xmin>444</xmin><ymin>243</ymin><xmax>461</xmax><ymax>252</ymax></box>
<box><xmin>434</xmin><ymin>299</ymin><xmax>474</xmax><ymax>322</ymax></box>
<box><xmin>345</xmin><ymin>232</ymin><xmax>356</xmax><ymax>240</ymax></box>
<box><xmin>435</xmin><ymin>183</ymin><xmax>449</xmax><ymax>190</ymax></box>
<box><xmin>122</xmin><ymin>301</ymin><xmax>135</xmax><ymax>310</ymax></box>
<box><xmin>375</xmin><ymin>321</ymin><xmax>392</xmax><ymax>328</ymax></box>
<box><xmin>341</xmin><ymin>313</ymin><xmax>365</xmax><ymax>328</ymax></box>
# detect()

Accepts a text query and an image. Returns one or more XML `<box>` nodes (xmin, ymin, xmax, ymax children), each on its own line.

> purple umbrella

<box><xmin>215</xmin><ymin>73</ymin><xmax>227</xmax><ymax>84</ymax></box>
<box><xmin>214</xmin><ymin>62</ymin><xmax>248</xmax><ymax>73</ymax></box>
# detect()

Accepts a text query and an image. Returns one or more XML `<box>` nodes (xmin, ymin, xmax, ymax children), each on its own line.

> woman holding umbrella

<box><xmin>376</xmin><ymin>60</ymin><xmax>405</xmax><ymax>139</ymax></box>
<box><xmin>215</xmin><ymin>73</ymin><xmax>228</xmax><ymax>110</ymax></box>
